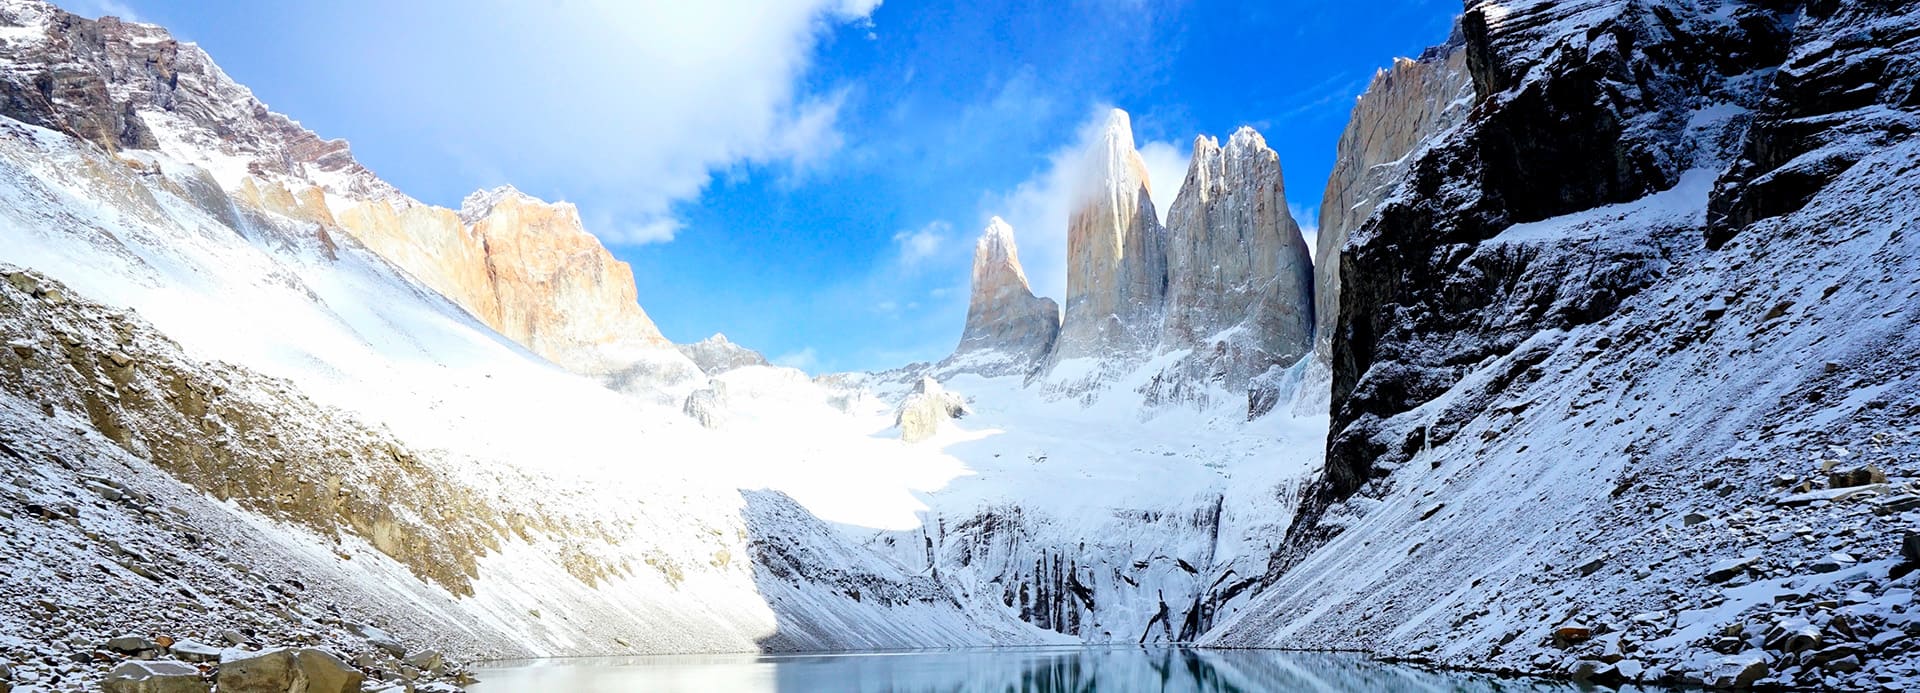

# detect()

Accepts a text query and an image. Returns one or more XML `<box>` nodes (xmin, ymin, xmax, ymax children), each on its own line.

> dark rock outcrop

<box><xmin>1313</xmin><ymin>30</ymin><xmax>1475</xmax><ymax>364</ymax></box>
<box><xmin>1706</xmin><ymin>0</ymin><xmax>1920</xmax><ymax>248</ymax></box>
<box><xmin>1325</xmin><ymin>0</ymin><xmax>1800</xmax><ymax>499</ymax></box>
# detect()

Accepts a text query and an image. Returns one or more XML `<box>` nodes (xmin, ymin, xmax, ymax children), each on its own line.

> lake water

<box><xmin>467</xmin><ymin>646</ymin><xmax>1677</xmax><ymax>691</ymax></box>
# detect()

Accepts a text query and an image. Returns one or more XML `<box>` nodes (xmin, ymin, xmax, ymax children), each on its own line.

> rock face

<box><xmin>1312</xmin><ymin>32</ymin><xmax>1475</xmax><ymax>363</ymax></box>
<box><xmin>100</xmin><ymin>661</ymin><xmax>206</xmax><ymax>693</ymax></box>
<box><xmin>1705</xmin><ymin>0</ymin><xmax>1920</xmax><ymax>249</ymax></box>
<box><xmin>677</xmin><ymin>333</ymin><xmax>770</xmax><ymax>375</ymax></box>
<box><xmin>1209</xmin><ymin>4</ymin><xmax>1920</xmax><ymax>687</ymax></box>
<box><xmin>1053</xmin><ymin>109</ymin><xmax>1167</xmax><ymax>362</ymax></box>
<box><xmin>1156</xmin><ymin>128</ymin><xmax>1314</xmax><ymax>391</ymax></box>
<box><xmin>1322</xmin><ymin>0</ymin><xmax>1798</xmax><ymax>499</ymax></box>
<box><xmin>457</xmin><ymin>186</ymin><xmax>676</xmax><ymax>374</ymax></box>
<box><xmin>948</xmin><ymin>218</ymin><xmax>1059</xmax><ymax>374</ymax></box>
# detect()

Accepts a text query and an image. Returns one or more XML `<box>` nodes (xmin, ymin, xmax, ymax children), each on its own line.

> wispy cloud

<box><xmin>1290</xmin><ymin>202</ymin><xmax>1321</xmax><ymax>260</ymax></box>
<box><xmin>892</xmin><ymin>220</ymin><xmax>952</xmax><ymax>267</ymax></box>
<box><xmin>772</xmin><ymin>346</ymin><xmax>820</xmax><ymax>372</ymax></box>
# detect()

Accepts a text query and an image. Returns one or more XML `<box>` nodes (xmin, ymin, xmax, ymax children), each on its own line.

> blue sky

<box><xmin>63</xmin><ymin>0</ymin><xmax>1460</xmax><ymax>373</ymax></box>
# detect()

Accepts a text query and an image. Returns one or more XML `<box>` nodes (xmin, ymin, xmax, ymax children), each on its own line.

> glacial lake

<box><xmin>467</xmin><ymin>646</ymin><xmax>1681</xmax><ymax>691</ymax></box>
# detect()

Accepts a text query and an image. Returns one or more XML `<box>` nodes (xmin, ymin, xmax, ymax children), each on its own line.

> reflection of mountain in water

<box><xmin>471</xmin><ymin>647</ymin><xmax>1682</xmax><ymax>692</ymax></box>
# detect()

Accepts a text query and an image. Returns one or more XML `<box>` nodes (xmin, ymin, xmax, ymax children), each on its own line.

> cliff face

<box><xmin>1052</xmin><ymin>109</ymin><xmax>1167</xmax><ymax>363</ymax></box>
<box><xmin>0</xmin><ymin>0</ymin><xmax>696</xmax><ymax>393</ymax></box>
<box><xmin>459</xmin><ymin>187</ymin><xmax>677</xmax><ymax>375</ymax></box>
<box><xmin>1312</xmin><ymin>35</ymin><xmax>1474</xmax><ymax>364</ymax></box>
<box><xmin>949</xmin><ymin>218</ymin><xmax>1060</xmax><ymax>375</ymax></box>
<box><xmin>1324</xmin><ymin>0</ymin><xmax>1799</xmax><ymax>497</ymax></box>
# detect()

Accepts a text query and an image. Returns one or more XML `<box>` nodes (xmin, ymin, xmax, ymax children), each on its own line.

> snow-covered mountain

<box><xmin>2</xmin><ymin>0</ymin><xmax>1917</xmax><ymax>691</ymax></box>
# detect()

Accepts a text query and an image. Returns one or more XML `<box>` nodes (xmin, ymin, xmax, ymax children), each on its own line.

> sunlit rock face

<box><xmin>459</xmin><ymin>186</ymin><xmax>676</xmax><ymax>373</ymax></box>
<box><xmin>948</xmin><ymin>218</ymin><xmax>1059</xmax><ymax>375</ymax></box>
<box><xmin>1053</xmin><ymin>109</ymin><xmax>1168</xmax><ymax>363</ymax></box>
<box><xmin>1154</xmin><ymin>128</ymin><xmax>1314</xmax><ymax>399</ymax></box>
<box><xmin>0</xmin><ymin>0</ymin><xmax>696</xmax><ymax>394</ymax></box>
<box><xmin>334</xmin><ymin>197</ymin><xmax>499</xmax><ymax>324</ymax></box>
<box><xmin>1312</xmin><ymin>30</ymin><xmax>1474</xmax><ymax>364</ymax></box>
<box><xmin>332</xmin><ymin>186</ymin><xmax>694</xmax><ymax>386</ymax></box>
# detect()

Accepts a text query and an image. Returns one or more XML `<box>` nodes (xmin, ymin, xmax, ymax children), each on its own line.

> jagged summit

<box><xmin>678</xmin><ymin>332</ymin><xmax>771</xmax><ymax>376</ymax></box>
<box><xmin>0</xmin><ymin>0</ymin><xmax>399</xmax><ymax>201</ymax></box>
<box><xmin>1151</xmin><ymin>124</ymin><xmax>1314</xmax><ymax>408</ymax></box>
<box><xmin>947</xmin><ymin>217</ymin><xmax>1059</xmax><ymax>375</ymax></box>
<box><xmin>459</xmin><ymin>184</ymin><xmax>548</xmax><ymax>224</ymax></box>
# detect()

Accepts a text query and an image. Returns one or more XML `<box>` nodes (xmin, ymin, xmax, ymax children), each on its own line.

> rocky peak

<box><xmin>0</xmin><ymin>0</ymin><xmax>397</xmax><ymax>200</ymax></box>
<box><xmin>1141</xmin><ymin>126</ymin><xmax>1315</xmax><ymax>408</ymax></box>
<box><xmin>1322</xmin><ymin>0</ymin><xmax>1803</xmax><ymax>498</ymax></box>
<box><xmin>947</xmin><ymin>217</ymin><xmax>1060</xmax><ymax>375</ymax></box>
<box><xmin>459</xmin><ymin>185</ymin><xmax>547</xmax><ymax>225</ymax></box>
<box><xmin>678</xmin><ymin>333</ymin><xmax>771</xmax><ymax>376</ymax></box>
<box><xmin>1161</xmin><ymin>127</ymin><xmax>1312</xmax><ymax>364</ymax></box>
<box><xmin>1312</xmin><ymin>30</ymin><xmax>1474</xmax><ymax>365</ymax></box>
<box><xmin>1052</xmin><ymin>108</ymin><xmax>1168</xmax><ymax>365</ymax></box>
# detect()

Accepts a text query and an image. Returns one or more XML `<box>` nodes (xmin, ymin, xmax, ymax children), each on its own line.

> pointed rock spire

<box><xmin>1161</xmin><ymin>127</ymin><xmax>1314</xmax><ymax>372</ymax></box>
<box><xmin>951</xmin><ymin>218</ymin><xmax>1060</xmax><ymax>371</ymax></box>
<box><xmin>1054</xmin><ymin>108</ymin><xmax>1168</xmax><ymax>362</ymax></box>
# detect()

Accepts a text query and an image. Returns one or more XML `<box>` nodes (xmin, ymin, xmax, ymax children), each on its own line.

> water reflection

<box><xmin>470</xmin><ymin>646</ymin><xmax>1679</xmax><ymax>692</ymax></box>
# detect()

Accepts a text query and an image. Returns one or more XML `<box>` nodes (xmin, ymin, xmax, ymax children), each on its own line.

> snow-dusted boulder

<box><xmin>895</xmin><ymin>377</ymin><xmax>968</xmax><ymax>443</ymax></box>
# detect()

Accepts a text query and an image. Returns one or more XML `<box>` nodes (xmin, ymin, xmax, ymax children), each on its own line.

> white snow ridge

<box><xmin>2</xmin><ymin>0</ymin><xmax>1919</xmax><ymax>691</ymax></box>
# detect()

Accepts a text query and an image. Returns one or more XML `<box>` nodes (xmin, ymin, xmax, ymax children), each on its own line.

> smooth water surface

<box><xmin>468</xmin><ymin>646</ymin><xmax>1677</xmax><ymax>692</ymax></box>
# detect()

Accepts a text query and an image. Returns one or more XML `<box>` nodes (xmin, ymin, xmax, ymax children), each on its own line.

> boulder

<box><xmin>683</xmin><ymin>382</ymin><xmax>728</xmax><ymax>429</ymax></box>
<box><xmin>1827</xmin><ymin>465</ymin><xmax>1886</xmax><ymax>489</ymax></box>
<box><xmin>403</xmin><ymin>649</ymin><xmax>443</xmax><ymax>672</ymax></box>
<box><xmin>105</xmin><ymin>635</ymin><xmax>158</xmax><ymax>654</ymax></box>
<box><xmin>1552</xmin><ymin>624</ymin><xmax>1591</xmax><ymax>647</ymax></box>
<box><xmin>101</xmin><ymin>660</ymin><xmax>207</xmax><ymax>693</ymax></box>
<box><xmin>349</xmin><ymin>624</ymin><xmax>406</xmax><ymax>658</ymax></box>
<box><xmin>216</xmin><ymin>648</ymin><xmax>363</xmax><ymax>693</ymax></box>
<box><xmin>896</xmin><ymin>378</ymin><xmax>968</xmax><ymax>443</ymax></box>
<box><xmin>1705</xmin><ymin>653</ymin><xmax>1769</xmax><ymax>688</ymax></box>
<box><xmin>167</xmin><ymin>639</ymin><xmax>222</xmax><ymax>663</ymax></box>
<box><xmin>1706</xmin><ymin>556</ymin><xmax>1759</xmax><ymax>583</ymax></box>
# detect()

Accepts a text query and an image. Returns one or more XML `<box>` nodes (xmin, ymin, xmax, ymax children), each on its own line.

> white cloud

<box><xmin>1137</xmin><ymin>139</ymin><xmax>1190</xmax><ymax>225</ymax></box>
<box><xmin>985</xmin><ymin>105</ymin><xmax>1188</xmax><ymax>302</ymax></box>
<box><xmin>892</xmin><ymin>221</ymin><xmax>951</xmax><ymax>266</ymax></box>
<box><xmin>264</xmin><ymin>0</ymin><xmax>883</xmax><ymax>247</ymax></box>
<box><xmin>1289</xmin><ymin>202</ymin><xmax>1321</xmax><ymax>260</ymax></box>
<box><xmin>772</xmin><ymin>347</ymin><xmax>820</xmax><ymax>372</ymax></box>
